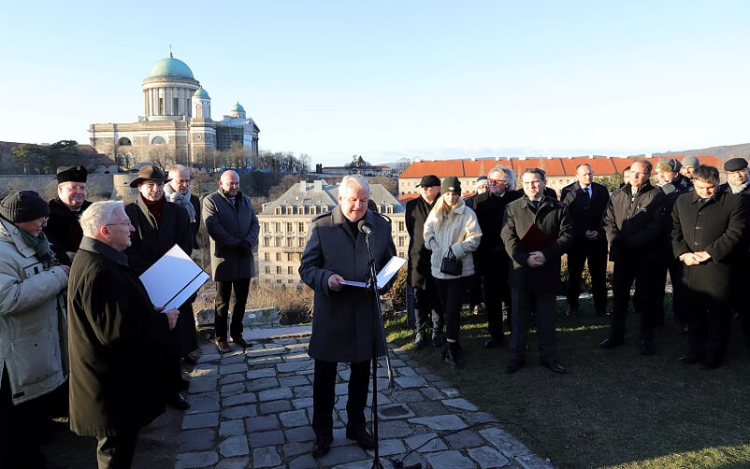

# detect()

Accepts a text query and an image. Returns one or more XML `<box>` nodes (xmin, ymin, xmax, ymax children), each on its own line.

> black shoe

<box><xmin>442</xmin><ymin>342</ymin><xmax>463</xmax><ymax>368</ymax></box>
<box><xmin>346</xmin><ymin>426</ymin><xmax>376</xmax><ymax>450</ymax></box>
<box><xmin>640</xmin><ymin>340</ymin><xmax>655</xmax><ymax>356</ymax></box>
<box><xmin>167</xmin><ymin>392</ymin><xmax>190</xmax><ymax>411</ymax></box>
<box><xmin>431</xmin><ymin>332</ymin><xmax>445</xmax><ymax>348</ymax></box>
<box><xmin>599</xmin><ymin>337</ymin><xmax>624</xmax><ymax>349</ymax></box>
<box><xmin>230</xmin><ymin>336</ymin><xmax>252</xmax><ymax>348</ymax></box>
<box><xmin>540</xmin><ymin>359</ymin><xmax>567</xmax><ymax>374</ymax></box>
<box><xmin>505</xmin><ymin>359</ymin><xmax>525</xmax><ymax>374</ymax></box>
<box><xmin>182</xmin><ymin>353</ymin><xmax>198</xmax><ymax>366</ymax></box>
<box><xmin>678</xmin><ymin>353</ymin><xmax>702</xmax><ymax>365</ymax></box>
<box><xmin>565</xmin><ymin>306</ymin><xmax>578</xmax><ymax>317</ymax></box>
<box><xmin>595</xmin><ymin>309</ymin><xmax>611</xmax><ymax>317</ymax></box>
<box><xmin>312</xmin><ymin>434</ymin><xmax>332</xmax><ymax>457</ymax></box>
<box><xmin>414</xmin><ymin>332</ymin><xmax>426</xmax><ymax>350</ymax></box>
<box><xmin>484</xmin><ymin>337</ymin><xmax>502</xmax><ymax>349</ymax></box>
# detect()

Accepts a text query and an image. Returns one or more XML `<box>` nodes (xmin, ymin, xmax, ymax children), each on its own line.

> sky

<box><xmin>2</xmin><ymin>1</ymin><xmax>750</xmax><ymax>167</ymax></box>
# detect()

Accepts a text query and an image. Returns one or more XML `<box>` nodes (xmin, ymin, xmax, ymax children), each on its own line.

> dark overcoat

<box><xmin>124</xmin><ymin>197</ymin><xmax>193</xmax><ymax>275</ymax></box>
<box><xmin>202</xmin><ymin>189</ymin><xmax>260</xmax><ymax>282</ymax></box>
<box><xmin>473</xmin><ymin>190</ymin><xmax>521</xmax><ymax>274</ymax></box>
<box><xmin>68</xmin><ymin>237</ymin><xmax>167</xmax><ymax>436</ymax></box>
<box><xmin>603</xmin><ymin>182</ymin><xmax>666</xmax><ymax>263</ymax></box>
<box><xmin>560</xmin><ymin>181</ymin><xmax>609</xmax><ymax>255</ymax></box>
<box><xmin>299</xmin><ymin>208</ymin><xmax>396</xmax><ymax>363</ymax></box>
<box><xmin>501</xmin><ymin>196</ymin><xmax>573</xmax><ymax>293</ymax></box>
<box><xmin>405</xmin><ymin>196</ymin><xmax>436</xmax><ymax>288</ymax></box>
<box><xmin>44</xmin><ymin>198</ymin><xmax>92</xmax><ymax>265</ymax></box>
<box><xmin>671</xmin><ymin>189</ymin><xmax>747</xmax><ymax>301</ymax></box>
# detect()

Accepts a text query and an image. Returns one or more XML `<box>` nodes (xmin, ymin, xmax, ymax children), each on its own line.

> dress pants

<box><xmin>0</xmin><ymin>369</ymin><xmax>48</xmax><ymax>468</ymax></box>
<box><xmin>312</xmin><ymin>359</ymin><xmax>370</xmax><ymax>437</ymax></box>
<box><xmin>510</xmin><ymin>289</ymin><xmax>557</xmax><ymax>361</ymax></box>
<box><xmin>687</xmin><ymin>291</ymin><xmax>732</xmax><ymax>363</ymax></box>
<box><xmin>483</xmin><ymin>265</ymin><xmax>512</xmax><ymax>340</ymax></box>
<box><xmin>611</xmin><ymin>259</ymin><xmax>660</xmax><ymax>341</ymax></box>
<box><xmin>414</xmin><ymin>277</ymin><xmax>444</xmax><ymax>335</ymax></box>
<box><xmin>214</xmin><ymin>278</ymin><xmax>251</xmax><ymax>342</ymax></box>
<box><xmin>96</xmin><ymin>430</ymin><xmax>139</xmax><ymax>469</ymax></box>
<box><xmin>566</xmin><ymin>241</ymin><xmax>608</xmax><ymax>311</ymax></box>
<box><xmin>434</xmin><ymin>277</ymin><xmax>468</xmax><ymax>342</ymax></box>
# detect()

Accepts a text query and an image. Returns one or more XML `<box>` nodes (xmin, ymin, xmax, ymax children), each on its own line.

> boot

<box><xmin>442</xmin><ymin>341</ymin><xmax>463</xmax><ymax>368</ymax></box>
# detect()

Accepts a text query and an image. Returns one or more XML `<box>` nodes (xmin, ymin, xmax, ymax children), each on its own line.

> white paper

<box><xmin>139</xmin><ymin>244</ymin><xmax>210</xmax><ymax>311</ymax></box>
<box><xmin>341</xmin><ymin>256</ymin><xmax>406</xmax><ymax>288</ymax></box>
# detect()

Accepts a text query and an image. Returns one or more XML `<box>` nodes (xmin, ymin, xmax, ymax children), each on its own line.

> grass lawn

<box><xmin>385</xmin><ymin>298</ymin><xmax>750</xmax><ymax>469</ymax></box>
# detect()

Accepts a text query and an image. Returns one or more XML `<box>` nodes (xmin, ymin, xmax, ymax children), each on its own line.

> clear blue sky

<box><xmin>2</xmin><ymin>1</ymin><xmax>749</xmax><ymax>167</ymax></box>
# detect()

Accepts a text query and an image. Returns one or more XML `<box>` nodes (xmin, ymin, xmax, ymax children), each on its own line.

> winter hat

<box><xmin>724</xmin><ymin>158</ymin><xmax>748</xmax><ymax>172</ymax></box>
<box><xmin>56</xmin><ymin>165</ymin><xmax>88</xmax><ymax>184</ymax></box>
<box><xmin>0</xmin><ymin>190</ymin><xmax>50</xmax><ymax>223</ymax></box>
<box><xmin>416</xmin><ymin>175</ymin><xmax>441</xmax><ymax>187</ymax></box>
<box><xmin>441</xmin><ymin>176</ymin><xmax>461</xmax><ymax>194</ymax></box>
<box><xmin>682</xmin><ymin>156</ymin><xmax>700</xmax><ymax>168</ymax></box>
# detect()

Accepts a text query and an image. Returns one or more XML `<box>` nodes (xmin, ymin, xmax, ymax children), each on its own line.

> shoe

<box><xmin>182</xmin><ymin>353</ymin><xmax>198</xmax><ymax>366</ymax></box>
<box><xmin>564</xmin><ymin>306</ymin><xmax>578</xmax><ymax>317</ymax></box>
<box><xmin>230</xmin><ymin>336</ymin><xmax>252</xmax><ymax>348</ymax></box>
<box><xmin>312</xmin><ymin>434</ymin><xmax>332</xmax><ymax>458</ymax></box>
<box><xmin>414</xmin><ymin>332</ymin><xmax>426</xmax><ymax>350</ymax></box>
<box><xmin>167</xmin><ymin>392</ymin><xmax>190</xmax><ymax>411</ymax></box>
<box><xmin>595</xmin><ymin>309</ymin><xmax>611</xmax><ymax>317</ymax></box>
<box><xmin>540</xmin><ymin>359</ymin><xmax>567</xmax><ymax>374</ymax></box>
<box><xmin>640</xmin><ymin>340</ymin><xmax>655</xmax><ymax>356</ymax></box>
<box><xmin>599</xmin><ymin>337</ymin><xmax>624</xmax><ymax>349</ymax></box>
<box><xmin>505</xmin><ymin>359</ymin><xmax>525</xmax><ymax>374</ymax></box>
<box><xmin>442</xmin><ymin>342</ymin><xmax>463</xmax><ymax>368</ymax></box>
<box><xmin>431</xmin><ymin>332</ymin><xmax>445</xmax><ymax>348</ymax></box>
<box><xmin>678</xmin><ymin>353</ymin><xmax>702</xmax><ymax>365</ymax></box>
<box><xmin>346</xmin><ymin>426</ymin><xmax>376</xmax><ymax>450</ymax></box>
<box><xmin>484</xmin><ymin>337</ymin><xmax>502</xmax><ymax>349</ymax></box>
<box><xmin>215</xmin><ymin>339</ymin><xmax>231</xmax><ymax>354</ymax></box>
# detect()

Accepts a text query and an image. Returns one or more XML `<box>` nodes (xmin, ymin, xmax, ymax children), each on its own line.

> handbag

<box><xmin>440</xmin><ymin>248</ymin><xmax>462</xmax><ymax>276</ymax></box>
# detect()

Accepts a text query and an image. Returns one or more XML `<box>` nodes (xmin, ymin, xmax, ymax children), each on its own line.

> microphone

<box><xmin>357</xmin><ymin>219</ymin><xmax>373</xmax><ymax>236</ymax></box>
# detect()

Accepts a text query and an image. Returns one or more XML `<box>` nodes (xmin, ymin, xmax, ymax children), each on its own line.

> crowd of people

<box><xmin>406</xmin><ymin>156</ymin><xmax>750</xmax><ymax>375</ymax></box>
<box><xmin>0</xmin><ymin>166</ymin><xmax>260</xmax><ymax>468</ymax></box>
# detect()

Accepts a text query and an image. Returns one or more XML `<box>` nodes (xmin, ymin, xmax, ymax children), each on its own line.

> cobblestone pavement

<box><xmin>174</xmin><ymin>326</ymin><xmax>554</xmax><ymax>469</ymax></box>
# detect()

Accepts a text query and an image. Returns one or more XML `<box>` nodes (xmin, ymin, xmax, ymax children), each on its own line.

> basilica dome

<box><xmin>194</xmin><ymin>88</ymin><xmax>210</xmax><ymax>99</ymax></box>
<box><xmin>147</xmin><ymin>56</ymin><xmax>195</xmax><ymax>79</ymax></box>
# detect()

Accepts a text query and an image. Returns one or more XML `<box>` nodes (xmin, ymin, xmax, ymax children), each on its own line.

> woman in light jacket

<box><xmin>423</xmin><ymin>176</ymin><xmax>482</xmax><ymax>368</ymax></box>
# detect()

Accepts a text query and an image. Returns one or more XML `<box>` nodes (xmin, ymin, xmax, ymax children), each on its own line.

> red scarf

<box><xmin>141</xmin><ymin>195</ymin><xmax>166</xmax><ymax>224</ymax></box>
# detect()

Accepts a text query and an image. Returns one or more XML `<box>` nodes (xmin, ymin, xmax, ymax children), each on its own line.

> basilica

<box><xmin>89</xmin><ymin>53</ymin><xmax>259</xmax><ymax>169</ymax></box>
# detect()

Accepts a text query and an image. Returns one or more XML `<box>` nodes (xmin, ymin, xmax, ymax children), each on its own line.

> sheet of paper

<box><xmin>139</xmin><ymin>244</ymin><xmax>210</xmax><ymax>310</ymax></box>
<box><xmin>340</xmin><ymin>256</ymin><xmax>406</xmax><ymax>289</ymax></box>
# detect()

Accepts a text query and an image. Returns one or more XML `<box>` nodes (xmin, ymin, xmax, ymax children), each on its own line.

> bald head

<box><xmin>219</xmin><ymin>170</ymin><xmax>240</xmax><ymax>197</ymax></box>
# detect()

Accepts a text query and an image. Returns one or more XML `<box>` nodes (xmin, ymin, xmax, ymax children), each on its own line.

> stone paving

<box><xmin>174</xmin><ymin>326</ymin><xmax>554</xmax><ymax>469</ymax></box>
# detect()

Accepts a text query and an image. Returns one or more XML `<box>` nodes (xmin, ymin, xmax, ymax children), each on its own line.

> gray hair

<box><xmin>80</xmin><ymin>201</ymin><xmax>124</xmax><ymax>237</ymax></box>
<box><xmin>338</xmin><ymin>174</ymin><xmax>371</xmax><ymax>198</ymax></box>
<box><xmin>168</xmin><ymin>164</ymin><xmax>188</xmax><ymax>175</ymax></box>
<box><xmin>488</xmin><ymin>165</ymin><xmax>516</xmax><ymax>189</ymax></box>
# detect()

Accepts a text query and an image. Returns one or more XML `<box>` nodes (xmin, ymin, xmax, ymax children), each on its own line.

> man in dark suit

<box><xmin>405</xmin><ymin>175</ymin><xmax>445</xmax><ymax>349</ymax></box>
<box><xmin>720</xmin><ymin>158</ymin><xmax>750</xmax><ymax>345</ymax></box>
<box><xmin>601</xmin><ymin>159</ymin><xmax>666</xmax><ymax>355</ymax></box>
<box><xmin>673</xmin><ymin>165</ymin><xmax>746</xmax><ymax>369</ymax></box>
<box><xmin>473</xmin><ymin>165</ymin><xmax>520</xmax><ymax>347</ymax></box>
<box><xmin>501</xmin><ymin>168</ymin><xmax>573</xmax><ymax>374</ymax></box>
<box><xmin>299</xmin><ymin>175</ymin><xmax>397</xmax><ymax>458</ymax></box>
<box><xmin>560</xmin><ymin>163</ymin><xmax>610</xmax><ymax>317</ymax></box>
<box><xmin>68</xmin><ymin>201</ymin><xmax>179</xmax><ymax>467</ymax></box>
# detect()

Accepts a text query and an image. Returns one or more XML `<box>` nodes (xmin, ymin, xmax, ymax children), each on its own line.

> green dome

<box><xmin>148</xmin><ymin>57</ymin><xmax>195</xmax><ymax>79</ymax></box>
<box><xmin>194</xmin><ymin>88</ymin><xmax>210</xmax><ymax>99</ymax></box>
<box><xmin>231</xmin><ymin>102</ymin><xmax>245</xmax><ymax>113</ymax></box>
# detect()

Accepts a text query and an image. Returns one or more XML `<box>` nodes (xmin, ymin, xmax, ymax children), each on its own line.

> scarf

<box><xmin>729</xmin><ymin>181</ymin><xmax>749</xmax><ymax>194</ymax></box>
<box><xmin>19</xmin><ymin>229</ymin><xmax>60</xmax><ymax>269</ymax></box>
<box><xmin>164</xmin><ymin>184</ymin><xmax>196</xmax><ymax>223</ymax></box>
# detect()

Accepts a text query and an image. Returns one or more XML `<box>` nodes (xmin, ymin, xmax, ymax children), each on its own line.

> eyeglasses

<box><xmin>488</xmin><ymin>179</ymin><xmax>506</xmax><ymax>185</ymax></box>
<box><xmin>106</xmin><ymin>219</ymin><xmax>132</xmax><ymax>227</ymax></box>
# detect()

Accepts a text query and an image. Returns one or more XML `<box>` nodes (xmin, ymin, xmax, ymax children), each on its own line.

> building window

<box><xmin>287</xmin><ymin>237</ymin><xmax>293</xmax><ymax>247</ymax></box>
<box><xmin>275</xmin><ymin>207</ymin><xmax>282</xmax><ymax>215</ymax></box>
<box><xmin>287</xmin><ymin>222</ymin><xmax>293</xmax><ymax>232</ymax></box>
<box><xmin>287</xmin><ymin>252</ymin><xmax>294</xmax><ymax>261</ymax></box>
<box><xmin>298</xmin><ymin>237</ymin><xmax>305</xmax><ymax>248</ymax></box>
<box><xmin>386</xmin><ymin>205</ymin><xmax>393</xmax><ymax>214</ymax></box>
<box><xmin>265</xmin><ymin>266</ymin><xmax>270</xmax><ymax>274</ymax></box>
<box><xmin>277</xmin><ymin>279</ymin><xmax>282</xmax><ymax>284</ymax></box>
<box><xmin>398</xmin><ymin>237</ymin><xmax>405</xmax><ymax>247</ymax></box>
<box><xmin>159</xmin><ymin>97</ymin><xmax>164</xmax><ymax>115</ymax></box>
<box><xmin>173</xmin><ymin>97</ymin><xmax>179</xmax><ymax>115</ymax></box>
<box><xmin>274</xmin><ymin>238</ymin><xmax>280</xmax><ymax>247</ymax></box>
<box><xmin>276</xmin><ymin>266</ymin><xmax>282</xmax><ymax>274</ymax></box>
<box><xmin>263</xmin><ymin>222</ymin><xmax>269</xmax><ymax>233</ymax></box>
<box><xmin>276</xmin><ymin>252</ymin><xmax>281</xmax><ymax>261</ymax></box>
<box><xmin>151</xmin><ymin>136</ymin><xmax>166</xmax><ymax>145</ymax></box>
<box><xmin>398</xmin><ymin>251</ymin><xmax>405</xmax><ymax>258</ymax></box>
<box><xmin>322</xmin><ymin>206</ymin><xmax>329</xmax><ymax>213</ymax></box>
<box><xmin>286</xmin><ymin>206</ymin><xmax>293</xmax><ymax>215</ymax></box>
<box><xmin>398</xmin><ymin>221</ymin><xmax>405</xmax><ymax>231</ymax></box>
<box><xmin>287</xmin><ymin>266</ymin><xmax>294</xmax><ymax>275</ymax></box>
<box><xmin>274</xmin><ymin>222</ymin><xmax>281</xmax><ymax>232</ymax></box>
<box><xmin>310</xmin><ymin>206</ymin><xmax>317</xmax><ymax>215</ymax></box>
<box><xmin>298</xmin><ymin>206</ymin><xmax>304</xmax><ymax>214</ymax></box>
<box><xmin>263</xmin><ymin>237</ymin><xmax>270</xmax><ymax>247</ymax></box>
<box><xmin>264</xmin><ymin>252</ymin><xmax>270</xmax><ymax>262</ymax></box>
<box><xmin>298</xmin><ymin>222</ymin><xmax>305</xmax><ymax>232</ymax></box>
<box><xmin>288</xmin><ymin>279</ymin><xmax>295</xmax><ymax>284</ymax></box>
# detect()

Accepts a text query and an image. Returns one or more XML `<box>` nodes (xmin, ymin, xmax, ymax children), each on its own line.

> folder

<box><xmin>519</xmin><ymin>224</ymin><xmax>555</xmax><ymax>253</ymax></box>
<box><xmin>139</xmin><ymin>244</ymin><xmax>210</xmax><ymax>311</ymax></box>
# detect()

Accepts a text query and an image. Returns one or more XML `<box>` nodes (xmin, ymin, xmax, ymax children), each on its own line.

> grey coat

<box><xmin>299</xmin><ymin>208</ymin><xmax>396</xmax><ymax>363</ymax></box>
<box><xmin>202</xmin><ymin>189</ymin><xmax>260</xmax><ymax>281</ymax></box>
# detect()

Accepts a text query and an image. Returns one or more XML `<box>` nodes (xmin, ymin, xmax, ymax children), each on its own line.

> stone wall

<box><xmin>0</xmin><ymin>174</ymin><xmax>117</xmax><ymax>200</ymax></box>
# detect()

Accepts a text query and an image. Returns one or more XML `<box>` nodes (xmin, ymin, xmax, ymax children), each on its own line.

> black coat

<box><xmin>472</xmin><ymin>190</ymin><xmax>521</xmax><ymax>274</ymax></box>
<box><xmin>44</xmin><ymin>198</ymin><xmax>92</xmax><ymax>265</ymax></box>
<box><xmin>603</xmin><ymin>182</ymin><xmax>666</xmax><ymax>263</ymax></box>
<box><xmin>405</xmin><ymin>196</ymin><xmax>437</xmax><ymax>289</ymax></box>
<box><xmin>501</xmin><ymin>196</ymin><xmax>573</xmax><ymax>293</ymax></box>
<box><xmin>68</xmin><ymin>237</ymin><xmax>167</xmax><ymax>436</ymax></box>
<box><xmin>672</xmin><ymin>189</ymin><xmax>747</xmax><ymax>301</ymax></box>
<box><xmin>560</xmin><ymin>181</ymin><xmax>609</xmax><ymax>254</ymax></box>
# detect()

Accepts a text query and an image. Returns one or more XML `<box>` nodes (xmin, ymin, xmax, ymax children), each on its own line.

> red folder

<box><xmin>519</xmin><ymin>223</ymin><xmax>555</xmax><ymax>253</ymax></box>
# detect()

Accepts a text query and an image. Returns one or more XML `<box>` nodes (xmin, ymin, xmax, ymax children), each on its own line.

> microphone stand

<box><xmin>362</xmin><ymin>227</ymin><xmax>393</xmax><ymax>469</ymax></box>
